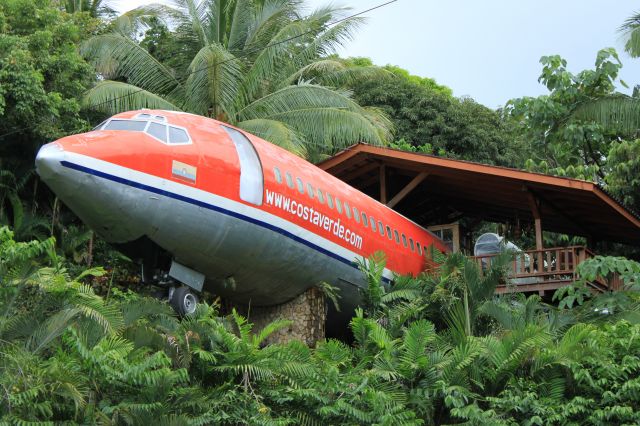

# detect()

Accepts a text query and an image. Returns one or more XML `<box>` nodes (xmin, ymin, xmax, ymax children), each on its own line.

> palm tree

<box><xmin>81</xmin><ymin>0</ymin><xmax>392</xmax><ymax>158</ymax></box>
<box><xmin>621</xmin><ymin>10</ymin><xmax>640</xmax><ymax>58</ymax></box>
<box><xmin>567</xmin><ymin>11</ymin><xmax>640</xmax><ymax>134</ymax></box>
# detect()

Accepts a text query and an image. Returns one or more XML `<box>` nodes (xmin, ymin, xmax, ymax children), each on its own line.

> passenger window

<box><xmin>317</xmin><ymin>189</ymin><xmax>324</xmax><ymax>203</ymax></box>
<box><xmin>147</xmin><ymin>122</ymin><xmax>167</xmax><ymax>142</ymax></box>
<box><xmin>394</xmin><ymin>230</ymin><xmax>399</xmax><ymax>243</ymax></box>
<box><xmin>307</xmin><ymin>183</ymin><xmax>314</xmax><ymax>198</ymax></box>
<box><xmin>370</xmin><ymin>217</ymin><xmax>376</xmax><ymax>232</ymax></box>
<box><xmin>286</xmin><ymin>172</ymin><xmax>294</xmax><ymax>188</ymax></box>
<box><xmin>104</xmin><ymin>120</ymin><xmax>147</xmax><ymax>131</ymax></box>
<box><xmin>344</xmin><ymin>202</ymin><xmax>351</xmax><ymax>218</ymax></box>
<box><xmin>410</xmin><ymin>238</ymin><xmax>415</xmax><ymax>252</ymax></box>
<box><xmin>327</xmin><ymin>193</ymin><xmax>334</xmax><ymax>209</ymax></box>
<box><xmin>222</xmin><ymin>126</ymin><xmax>263</xmax><ymax>206</ymax></box>
<box><xmin>386</xmin><ymin>226</ymin><xmax>392</xmax><ymax>240</ymax></box>
<box><xmin>378</xmin><ymin>221</ymin><xmax>385</xmax><ymax>236</ymax></box>
<box><xmin>274</xmin><ymin>167</ymin><xmax>282</xmax><ymax>183</ymax></box>
<box><xmin>354</xmin><ymin>206</ymin><xmax>360</xmax><ymax>223</ymax></box>
<box><xmin>296</xmin><ymin>177</ymin><xmax>304</xmax><ymax>194</ymax></box>
<box><xmin>402</xmin><ymin>234</ymin><xmax>407</xmax><ymax>247</ymax></box>
<box><xmin>362</xmin><ymin>212</ymin><xmax>368</xmax><ymax>226</ymax></box>
<box><xmin>417</xmin><ymin>242</ymin><xmax>422</xmax><ymax>255</ymax></box>
<box><xmin>336</xmin><ymin>198</ymin><xmax>342</xmax><ymax>214</ymax></box>
<box><xmin>168</xmin><ymin>126</ymin><xmax>190</xmax><ymax>144</ymax></box>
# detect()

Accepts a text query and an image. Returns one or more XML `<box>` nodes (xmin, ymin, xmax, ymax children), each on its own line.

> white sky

<box><xmin>114</xmin><ymin>0</ymin><xmax>640</xmax><ymax>108</ymax></box>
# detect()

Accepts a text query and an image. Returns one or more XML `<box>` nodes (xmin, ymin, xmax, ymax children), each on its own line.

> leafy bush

<box><xmin>2</xmin><ymin>228</ymin><xmax>640</xmax><ymax>425</ymax></box>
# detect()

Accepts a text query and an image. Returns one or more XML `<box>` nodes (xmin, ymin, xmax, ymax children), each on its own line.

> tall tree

<box><xmin>507</xmin><ymin>49</ymin><xmax>630</xmax><ymax>181</ymax></box>
<box><xmin>0</xmin><ymin>0</ymin><xmax>97</xmax><ymax>161</ymax></box>
<box><xmin>340</xmin><ymin>58</ymin><xmax>523</xmax><ymax>166</ymax></box>
<box><xmin>81</xmin><ymin>0</ymin><xmax>392</xmax><ymax>158</ymax></box>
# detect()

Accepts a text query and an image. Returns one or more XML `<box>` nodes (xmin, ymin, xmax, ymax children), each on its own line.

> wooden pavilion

<box><xmin>318</xmin><ymin>144</ymin><xmax>640</xmax><ymax>295</ymax></box>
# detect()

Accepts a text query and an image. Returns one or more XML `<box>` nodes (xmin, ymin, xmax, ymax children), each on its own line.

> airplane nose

<box><xmin>35</xmin><ymin>142</ymin><xmax>65</xmax><ymax>180</ymax></box>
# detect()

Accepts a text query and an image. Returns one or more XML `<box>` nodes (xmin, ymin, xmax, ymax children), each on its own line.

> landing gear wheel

<box><xmin>170</xmin><ymin>286</ymin><xmax>198</xmax><ymax>316</ymax></box>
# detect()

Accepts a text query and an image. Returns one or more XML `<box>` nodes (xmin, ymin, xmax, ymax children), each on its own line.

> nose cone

<box><xmin>35</xmin><ymin>142</ymin><xmax>65</xmax><ymax>181</ymax></box>
<box><xmin>34</xmin><ymin>138</ymin><xmax>147</xmax><ymax>244</ymax></box>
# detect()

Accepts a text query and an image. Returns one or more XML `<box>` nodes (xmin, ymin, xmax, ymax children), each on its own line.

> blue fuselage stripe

<box><xmin>60</xmin><ymin>160</ymin><xmax>390</xmax><ymax>284</ymax></box>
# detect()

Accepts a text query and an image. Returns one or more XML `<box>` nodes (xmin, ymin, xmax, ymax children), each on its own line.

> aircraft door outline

<box><xmin>222</xmin><ymin>126</ymin><xmax>264</xmax><ymax>206</ymax></box>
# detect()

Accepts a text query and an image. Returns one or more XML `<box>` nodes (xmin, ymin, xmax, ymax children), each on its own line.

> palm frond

<box><xmin>82</xmin><ymin>81</ymin><xmax>181</xmax><ymax>114</ymax></box>
<box><xmin>244</xmin><ymin>0</ymin><xmax>303</xmax><ymax>50</ymax></box>
<box><xmin>237</xmin><ymin>84</ymin><xmax>359</xmax><ymax>120</ymax></box>
<box><xmin>240</xmin><ymin>19</ymin><xmax>318</xmax><ymax>103</ymax></box>
<box><xmin>284</xmin><ymin>59</ymin><xmax>390</xmax><ymax>88</ymax></box>
<box><xmin>237</xmin><ymin>118</ymin><xmax>307</xmax><ymax>156</ymax></box>
<box><xmin>269</xmin><ymin>107</ymin><xmax>387</xmax><ymax>149</ymax></box>
<box><xmin>226</xmin><ymin>0</ymin><xmax>255</xmax><ymax>51</ymax></box>
<box><xmin>619</xmin><ymin>11</ymin><xmax>640</xmax><ymax>57</ymax></box>
<box><xmin>275</xmin><ymin>17</ymin><xmax>365</xmax><ymax>85</ymax></box>
<box><xmin>184</xmin><ymin>43</ymin><xmax>243</xmax><ymax>117</ymax></box>
<box><xmin>571</xmin><ymin>95</ymin><xmax>640</xmax><ymax>136</ymax></box>
<box><xmin>81</xmin><ymin>33</ymin><xmax>183</xmax><ymax>96</ymax></box>
<box><xmin>253</xmin><ymin>318</ymin><xmax>293</xmax><ymax>347</ymax></box>
<box><xmin>172</xmin><ymin>0</ymin><xmax>211</xmax><ymax>47</ymax></box>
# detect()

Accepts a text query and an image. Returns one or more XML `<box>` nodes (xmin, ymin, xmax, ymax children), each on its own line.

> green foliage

<box><xmin>576</xmin><ymin>255</ymin><xmax>640</xmax><ymax>286</ymax></box>
<box><xmin>507</xmin><ymin>49</ymin><xmax>626</xmax><ymax>177</ymax></box>
<box><xmin>342</xmin><ymin>58</ymin><xmax>523</xmax><ymax>166</ymax></box>
<box><xmin>2</xmin><ymin>230</ymin><xmax>640</xmax><ymax>424</ymax></box>
<box><xmin>80</xmin><ymin>1</ymin><xmax>392</xmax><ymax>159</ymax></box>
<box><xmin>607</xmin><ymin>138</ymin><xmax>640</xmax><ymax>213</ymax></box>
<box><xmin>0</xmin><ymin>0</ymin><xmax>97</xmax><ymax>158</ymax></box>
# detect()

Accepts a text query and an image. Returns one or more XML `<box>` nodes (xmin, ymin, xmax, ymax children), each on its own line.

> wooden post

<box><xmin>379</xmin><ymin>165</ymin><xmax>387</xmax><ymax>204</ymax></box>
<box><xmin>527</xmin><ymin>190</ymin><xmax>544</xmax><ymax>272</ymax></box>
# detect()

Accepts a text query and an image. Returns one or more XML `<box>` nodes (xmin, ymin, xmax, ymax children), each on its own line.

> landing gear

<box><xmin>170</xmin><ymin>286</ymin><xmax>199</xmax><ymax>316</ymax></box>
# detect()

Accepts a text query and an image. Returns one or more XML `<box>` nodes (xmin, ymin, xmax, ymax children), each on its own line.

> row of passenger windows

<box><xmin>274</xmin><ymin>167</ymin><xmax>427</xmax><ymax>255</ymax></box>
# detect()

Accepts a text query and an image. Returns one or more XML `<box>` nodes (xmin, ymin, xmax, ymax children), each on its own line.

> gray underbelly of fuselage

<box><xmin>53</xmin><ymin>165</ymin><xmax>366</xmax><ymax>308</ymax></box>
<box><xmin>148</xmin><ymin>191</ymin><xmax>366</xmax><ymax>307</ymax></box>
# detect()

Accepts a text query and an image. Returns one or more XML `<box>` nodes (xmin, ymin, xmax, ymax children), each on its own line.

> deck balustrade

<box><xmin>471</xmin><ymin>246</ymin><xmax>619</xmax><ymax>294</ymax></box>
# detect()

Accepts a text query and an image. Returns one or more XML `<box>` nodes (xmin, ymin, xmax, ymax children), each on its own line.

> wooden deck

<box><xmin>471</xmin><ymin>246</ymin><xmax>620</xmax><ymax>295</ymax></box>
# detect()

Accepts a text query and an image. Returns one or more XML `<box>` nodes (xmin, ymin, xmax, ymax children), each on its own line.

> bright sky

<box><xmin>114</xmin><ymin>0</ymin><xmax>640</xmax><ymax>108</ymax></box>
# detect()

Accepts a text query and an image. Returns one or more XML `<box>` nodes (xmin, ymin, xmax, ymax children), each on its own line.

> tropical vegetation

<box><xmin>2</xmin><ymin>0</ymin><xmax>640</xmax><ymax>424</ymax></box>
<box><xmin>80</xmin><ymin>0</ymin><xmax>392</xmax><ymax>158</ymax></box>
<box><xmin>2</xmin><ymin>227</ymin><xmax>640</xmax><ymax>424</ymax></box>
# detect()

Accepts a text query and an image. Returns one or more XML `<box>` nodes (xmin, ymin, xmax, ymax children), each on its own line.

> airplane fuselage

<box><xmin>36</xmin><ymin>110</ymin><xmax>447</xmax><ymax>317</ymax></box>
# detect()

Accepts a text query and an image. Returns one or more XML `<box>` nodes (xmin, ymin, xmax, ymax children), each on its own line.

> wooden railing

<box><xmin>471</xmin><ymin>246</ymin><xmax>612</xmax><ymax>294</ymax></box>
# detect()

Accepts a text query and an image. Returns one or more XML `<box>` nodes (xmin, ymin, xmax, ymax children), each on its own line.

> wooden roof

<box><xmin>317</xmin><ymin>144</ymin><xmax>640</xmax><ymax>246</ymax></box>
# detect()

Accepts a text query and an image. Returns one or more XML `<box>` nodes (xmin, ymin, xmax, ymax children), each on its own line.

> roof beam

<box><xmin>387</xmin><ymin>172</ymin><xmax>429</xmax><ymax>209</ymax></box>
<box><xmin>338</xmin><ymin>161</ymin><xmax>380</xmax><ymax>182</ymax></box>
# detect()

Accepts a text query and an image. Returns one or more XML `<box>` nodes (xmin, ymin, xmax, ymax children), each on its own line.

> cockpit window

<box><xmin>99</xmin><ymin>117</ymin><xmax>191</xmax><ymax>145</ymax></box>
<box><xmin>168</xmin><ymin>126</ymin><xmax>190</xmax><ymax>144</ymax></box>
<box><xmin>103</xmin><ymin>120</ymin><xmax>147</xmax><ymax>131</ymax></box>
<box><xmin>147</xmin><ymin>122</ymin><xmax>167</xmax><ymax>142</ymax></box>
<box><xmin>92</xmin><ymin>120</ymin><xmax>107</xmax><ymax>131</ymax></box>
<box><xmin>135</xmin><ymin>113</ymin><xmax>166</xmax><ymax>122</ymax></box>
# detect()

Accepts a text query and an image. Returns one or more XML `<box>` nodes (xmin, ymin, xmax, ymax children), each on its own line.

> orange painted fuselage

<box><xmin>36</xmin><ymin>110</ymin><xmax>447</xmax><ymax>314</ymax></box>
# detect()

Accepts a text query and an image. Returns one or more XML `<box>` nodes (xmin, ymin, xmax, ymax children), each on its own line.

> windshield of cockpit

<box><xmin>93</xmin><ymin>113</ymin><xmax>191</xmax><ymax>145</ymax></box>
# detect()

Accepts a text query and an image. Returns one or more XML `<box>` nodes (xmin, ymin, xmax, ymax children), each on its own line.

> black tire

<box><xmin>171</xmin><ymin>286</ymin><xmax>198</xmax><ymax>316</ymax></box>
